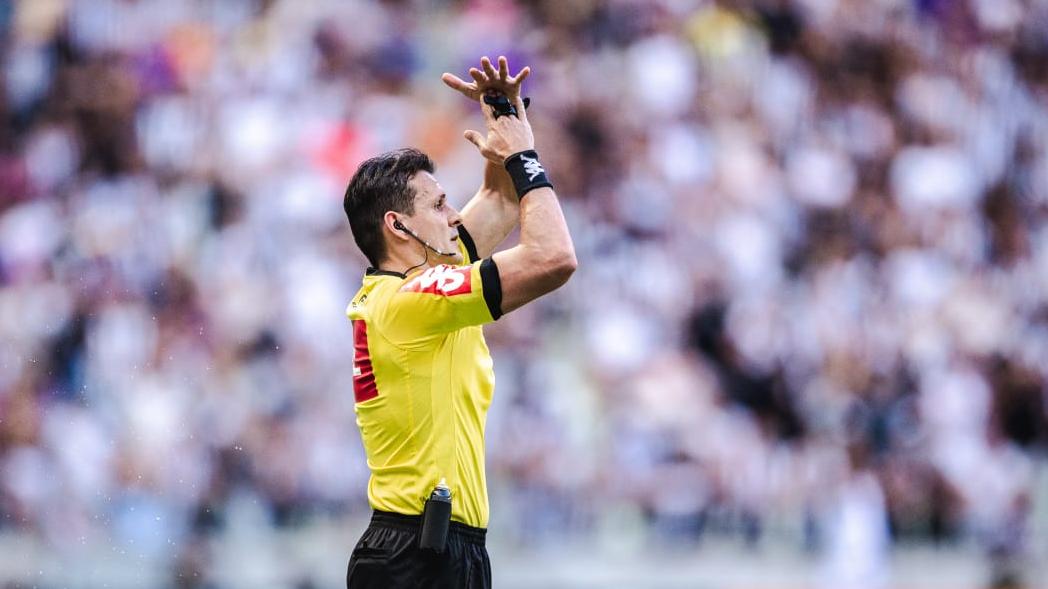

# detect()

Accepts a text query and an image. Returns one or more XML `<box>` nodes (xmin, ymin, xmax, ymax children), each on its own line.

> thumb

<box><xmin>463</xmin><ymin>130</ymin><xmax>486</xmax><ymax>151</ymax></box>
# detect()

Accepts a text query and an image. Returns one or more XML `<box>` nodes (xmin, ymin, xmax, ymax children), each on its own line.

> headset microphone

<box><xmin>394</xmin><ymin>220</ymin><xmax>458</xmax><ymax>257</ymax></box>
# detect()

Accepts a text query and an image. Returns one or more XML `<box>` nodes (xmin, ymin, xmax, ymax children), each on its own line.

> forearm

<box><xmin>501</xmin><ymin>149</ymin><xmax>573</xmax><ymax>273</ymax></box>
<box><xmin>492</xmin><ymin>185</ymin><xmax>576</xmax><ymax>313</ymax></box>
<box><xmin>481</xmin><ymin>159</ymin><xmax>517</xmax><ymax>204</ymax></box>
<box><xmin>516</xmin><ymin>187</ymin><xmax>574</xmax><ymax>269</ymax></box>
<box><xmin>458</xmin><ymin>162</ymin><xmax>520</xmax><ymax>258</ymax></box>
<box><xmin>473</xmin><ymin>161</ymin><xmax>520</xmax><ymax>230</ymax></box>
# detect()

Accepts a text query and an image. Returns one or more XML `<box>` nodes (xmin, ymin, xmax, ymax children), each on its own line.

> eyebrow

<box><xmin>435</xmin><ymin>193</ymin><xmax>446</xmax><ymax>204</ymax></box>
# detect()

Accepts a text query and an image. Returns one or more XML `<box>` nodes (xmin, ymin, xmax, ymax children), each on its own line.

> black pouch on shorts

<box><xmin>419</xmin><ymin>489</ymin><xmax>452</xmax><ymax>553</ymax></box>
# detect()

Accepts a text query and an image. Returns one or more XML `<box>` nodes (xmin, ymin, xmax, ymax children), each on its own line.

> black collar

<box><xmin>365</xmin><ymin>267</ymin><xmax>407</xmax><ymax>279</ymax></box>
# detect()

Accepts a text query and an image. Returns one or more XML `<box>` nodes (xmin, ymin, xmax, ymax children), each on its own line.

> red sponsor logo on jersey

<box><xmin>400</xmin><ymin>265</ymin><xmax>472</xmax><ymax>296</ymax></box>
<box><xmin>352</xmin><ymin>319</ymin><xmax>378</xmax><ymax>403</ymax></box>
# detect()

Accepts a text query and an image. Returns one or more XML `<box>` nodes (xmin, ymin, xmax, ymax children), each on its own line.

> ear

<box><xmin>383</xmin><ymin>211</ymin><xmax>409</xmax><ymax>241</ymax></box>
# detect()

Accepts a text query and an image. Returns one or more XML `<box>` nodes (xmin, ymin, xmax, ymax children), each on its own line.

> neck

<box><xmin>379</xmin><ymin>243</ymin><xmax>434</xmax><ymax>277</ymax></box>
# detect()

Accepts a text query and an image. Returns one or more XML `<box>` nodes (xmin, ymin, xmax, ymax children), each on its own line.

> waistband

<box><xmin>370</xmin><ymin>510</ymin><xmax>487</xmax><ymax>546</ymax></box>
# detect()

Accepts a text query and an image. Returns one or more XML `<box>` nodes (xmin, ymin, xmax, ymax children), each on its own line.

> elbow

<box><xmin>559</xmin><ymin>250</ymin><xmax>578</xmax><ymax>279</ymax></box>
<box><xmin>518</xmin><ymin>243</ymin><xmax>577</xmax><ymax>293</ymax></box>
<box><xmin>548</xmin><ymin>249</ymin><xmax>577</xmax><ymax>287</ymax></box>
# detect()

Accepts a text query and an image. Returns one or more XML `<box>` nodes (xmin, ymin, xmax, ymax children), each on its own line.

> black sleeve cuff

<box><xmin>480</xmin><ymin>257</ymin><xmax>503</xmax><ymax>320</ymax></box>
<box><xmin>457</xmin><ymin>225</ymin><xmax>479</xmax><ymax>263</ymax></box>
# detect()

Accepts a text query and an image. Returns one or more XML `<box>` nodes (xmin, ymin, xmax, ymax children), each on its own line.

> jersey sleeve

<box><xmin>380</xmin><ymin>258</ymin><xmax>502</xmax><ymax>343</ymax></box>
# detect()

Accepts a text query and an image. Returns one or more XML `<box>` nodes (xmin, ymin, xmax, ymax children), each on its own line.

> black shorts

<box><xmin>346</xmin><ymin>510</ymin><xmax>491</xmax><ymax>589</ymax></box>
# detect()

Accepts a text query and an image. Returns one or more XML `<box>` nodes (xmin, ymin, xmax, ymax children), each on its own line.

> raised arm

<box><xmin>443</xmin><ymin>57</ymin><xmax>576</xmax><ymax>315</ymax></box>
<box><xmin>457</xmin><ymin>161</ymin><xmax>518</xmax><ymax>260</ymax></box>
<box><xmin>443</xmin><ymin>57</ymin><xmax>526</xmax><ymax>259</ymax></box>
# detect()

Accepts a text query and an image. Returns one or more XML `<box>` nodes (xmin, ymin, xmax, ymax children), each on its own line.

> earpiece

<box><xmin>392</xmin><ymin>218</ymin><xmax>457</xmax><ymax>258</ymax></box>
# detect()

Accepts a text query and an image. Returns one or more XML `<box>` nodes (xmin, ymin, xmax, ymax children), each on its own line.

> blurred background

<box><xmin>1</xmin><ymin>0</ymin><xmax>1048</xmax><ymax>587</ymax></box>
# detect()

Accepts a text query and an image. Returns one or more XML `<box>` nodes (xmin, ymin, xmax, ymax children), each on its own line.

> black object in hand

<box><xmin>483</xmin><ymin>93</ymin><xmax>531</xmax><ymax>119</ymax></box>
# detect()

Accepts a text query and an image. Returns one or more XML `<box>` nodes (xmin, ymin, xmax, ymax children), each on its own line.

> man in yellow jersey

<box><xmin>341</xmin><ymin>56</ymin><xmax>576</xmax><ymax>588</ymax></box>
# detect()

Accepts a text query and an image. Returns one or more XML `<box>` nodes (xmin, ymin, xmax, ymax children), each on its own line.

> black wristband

<box><xmin>504</xmin><ymin>150</ymin><xmax>553</xmax><ymax>200</ymax></box>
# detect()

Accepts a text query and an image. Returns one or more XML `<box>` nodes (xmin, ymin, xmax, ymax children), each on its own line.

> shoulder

<box><xmin>348</xmin><ymin>275</ymin><xmax>402</xmax><ymax>318</ymax></box>
<box><xmin>346</xmin><ymin>286</ymin><xmax>368</xmax><ymax>319</ymax></box>
<box><xmin>399</xmin><ymin>264</ymin><xmax>475</xmax><ymax>297</ymax></box>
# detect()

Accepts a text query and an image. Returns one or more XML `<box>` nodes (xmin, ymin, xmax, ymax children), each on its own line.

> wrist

<box><xmin>482</xmin><ymin>160</ymin><xmax>514</xmax><ymax>188</ymax></box>
<box><xmin>504</xmin><ymin>150</ymin><xmax>553</xmax><ymax>200</ymax></box>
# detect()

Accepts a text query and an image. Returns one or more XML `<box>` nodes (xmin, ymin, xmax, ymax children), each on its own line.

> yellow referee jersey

<box><xmin>345</xmin><ymin>226</ymin><xmax>502</xmax><ymax>528</ymax></box>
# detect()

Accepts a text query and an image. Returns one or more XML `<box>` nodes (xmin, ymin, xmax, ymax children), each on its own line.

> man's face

<box><xmin>402</xmin><ymin>171</ymin><xmax>463</xmax><ymax>264</ymax></box>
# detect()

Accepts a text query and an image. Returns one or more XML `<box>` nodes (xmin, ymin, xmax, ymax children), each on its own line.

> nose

<box><xmin>447</xmin><ymin>207</ymin><xmax>462</xmax><ymax>227</ymax></box>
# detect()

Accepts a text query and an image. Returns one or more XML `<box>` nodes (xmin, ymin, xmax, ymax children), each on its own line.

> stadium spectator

<box><xmin>0</xmin><ymin>0</ymin><xmax>1045</xmax><ymax>585</ymax></box>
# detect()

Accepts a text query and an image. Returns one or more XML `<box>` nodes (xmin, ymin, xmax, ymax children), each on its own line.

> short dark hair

<box><xmin>343</xmin><ymin>148</ymin><xmax>434</xmax><ymax>267</ymax></box>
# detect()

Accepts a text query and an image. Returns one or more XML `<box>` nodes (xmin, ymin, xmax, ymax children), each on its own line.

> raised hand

<box><xmin>442</xmin><ymin>56</ymin><xmax>530</xmax><ymax>106</ymax></box>
<box><xmin>442</xmin><ymin>56</ymin><xmax>534</xmax><ymax>164</ymax></box>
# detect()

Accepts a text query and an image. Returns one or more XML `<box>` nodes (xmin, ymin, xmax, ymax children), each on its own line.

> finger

<box><xmin>478</xmin><ymin>94</ymin><xmax>498</xmax><ymax>125</ymax></box>
<box><xmin>463</xmin><ymin>129</ymin><xmax>487</xmax><ymax>151</ymax></box>
<box><xmin>510</xmin><ymin>66</ymin><xmax>530</xmax><ymax>86</ymax></box>
<box><xmin>498</xmin><ymin>56</ymin><xmax>509</xmax><ymax>82</ymax></box>
<box><xmin>441</xmin><ymin>73</ymin><xmax>476</xmax><ymax>95</ymax></box>
<box><xmin>511</xmin><ymin>92</ymin><xmax>529</xmax><ymax>123</ymax></box>
<box><xmin>481</xmin><ymin>56</ymin><xmax>498</xmax><ymax>81</ymax></box>
<box><xmin>508</xmin><ymin>68</ymin><xmax>530</xmax><ymax>116</ymax></box>
<box><xmin>513</xmin><ymin>98</ymin><xmax>528</xmax><ymax>124</ymax></box>
<box><xmin>469</xmin><ymin>67</ymin><xmax>487</xmax><ymax>85</ymax></box>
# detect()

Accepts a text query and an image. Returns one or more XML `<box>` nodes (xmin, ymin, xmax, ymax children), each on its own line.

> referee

<box><xmin>341</xmin><ymin>56</ymin><xmax>576</xmax><ymax>588</ymax></box>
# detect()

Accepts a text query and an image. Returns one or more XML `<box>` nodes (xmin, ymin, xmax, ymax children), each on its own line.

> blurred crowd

<box><xmin>1</xmin><ymin>0</ymin><xmax>1047</xmax><ymax>586</ymax></box>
